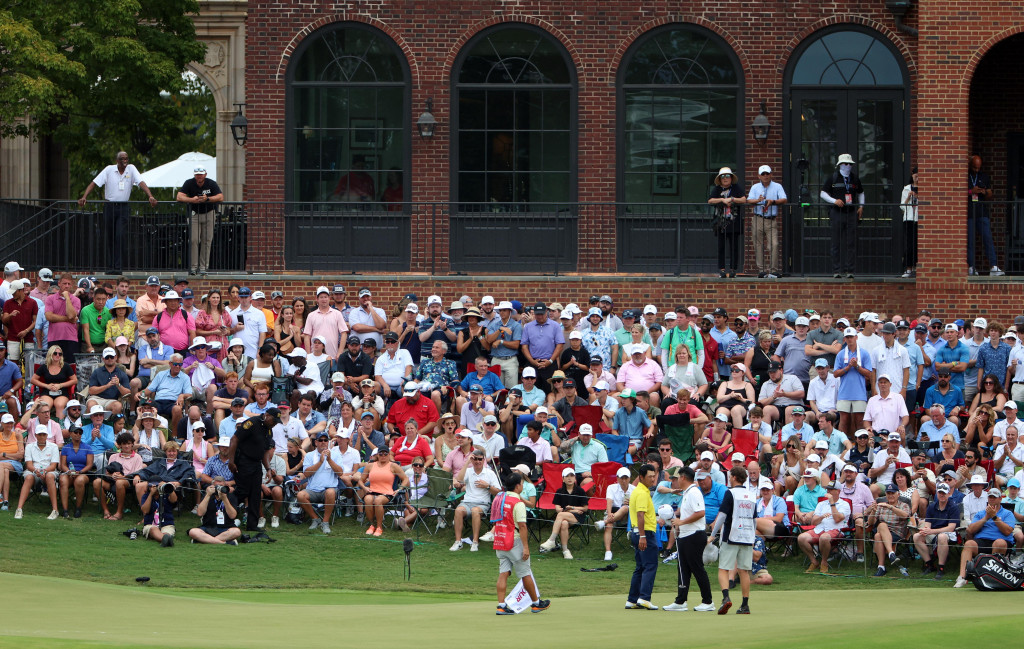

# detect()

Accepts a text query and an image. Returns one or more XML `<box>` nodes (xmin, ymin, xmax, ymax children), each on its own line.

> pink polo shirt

<box><xmin>155</xmin><ymin>307</ymin><xmax>195</xmax><ymax>351</ymax></box>
<box><xmin>44</xmin><ymin>293</ymin><xmax>81</xmax><ymax>342</ymax></box>
<box><xmin>303</xmin><ymin>308</ymin><xmax>349</xmax><ymax>358</ymax></box>
<box><xmin>616</xmin><ymin>359</ymin><xmax>665</xmax><ymax>391</ymax></box>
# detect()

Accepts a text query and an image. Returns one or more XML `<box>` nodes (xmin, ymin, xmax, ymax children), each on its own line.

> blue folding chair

<box><xmin>513</xmin><ymin>414</ymin><xmax>535</xmax><ymax>441</ymax></box>
<box><xmin>595</xmin><ymin>433</ymin><xmax>632</xmax><ymax>465</ymax></box>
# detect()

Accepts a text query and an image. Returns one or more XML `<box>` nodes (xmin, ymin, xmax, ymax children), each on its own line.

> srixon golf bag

<box><xmin>966</xmin><ymin>553</ymin><xmax>1024</xmax><ymax>591</ymax></box>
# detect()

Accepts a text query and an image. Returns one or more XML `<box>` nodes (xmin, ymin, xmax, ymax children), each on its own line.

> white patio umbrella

<box><xmin>140</xmin><ymin>152</ymin><xmax>217</xmax><ymax>188</ymax></box>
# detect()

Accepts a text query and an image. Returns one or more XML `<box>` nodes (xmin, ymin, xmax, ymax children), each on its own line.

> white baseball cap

<box><xmin>497</xmin><ymin>301</ymin><xmax>514</xmax><ymax>310</ymax></box>
<box><xmin>731</xmin><ymin>452</ymin><xmax>745</xmax><ymax>463</ymax></box>
<box><xmin>594</xmin><ymin>380</ymin><xmax>609</xmax><ymax>391</ymax></box>
<box><xmin>427</xmin><ymin>295</ymin><xmax>442</xmax><ymax>306</ymax></box>
<box><xmin>403</xmin><ymin>381</ymin><xmax>418</xmax><ymax>395</ymax></box>
<box><xmin>577</xmin><ymin>424</ymin><xmax>593</xmax><ymax>436</ymax></box>
<box><xmin>973</xmin><ymin>317</ymin><xmax>987</xmax><ymax>329</ymax></box>
<box><xmin>4</xmin><ymin>261</ymin><xmax>23</xmax><ymax>273</ymax></box>
<box><xmin>643</xmin><ymin>304</ymin><xmax>657</xmax><ymax>315</ymax></box>
<box><xmin>806</xmin><ymin>453</ymin><xmax>821</xmax><ymax>463</ymax></box>
<box><xmin>568</xmin><ymin>330</ymin><xmax>582</xmax><ymax>339</ymax></box>
<box><xmin>228</xmin><ymin>337</ymin><xmax>245</xmax><ymax>348</ymax></box>
<box><xmin>616</xmin><ymin>467</ymin><xmax>631</xmax><ymax>478</ymax></box>
<box><xmin>1004</xmin><ymin>401</ymin><xmax>1018</xmax><ymax>410</ymax></box>
<box><xmin>316</xmin><ymin>285</ymin><xmax>330</xmax><ymax>295</ymax></box>
<box><xmin>758</xmin><ymin>165</ymin><xmax>772</xmax><ymax>175</ymax></box>
<box><xmin>480</xmin><ymin>295</ymin><xmax>495</xmax><ymax>305</ymax></box>
<box><xmin>161</xmin><ymin>290</ymin><xmax>180</xmax><ymax>300</ymax></box>
<box><xmin>561</xmin><ymin>467</ymin><xmax>575</xmax><ymax>478</ymax></box>
<box><xmin>101</xmin><ymin>347</ymin><xmax>116</xmax><ymax>358</ymax></box>
<box><xmin>252</xmin><ymin>291</ymin><xmax>265</xmax><ymax>300</ymax></box>
<box><xmin>191</xmin><ymin>420</ymin><xmax>206</xmax><ymax>430</ymax></box>
<box><xmin>699</xmin><ymin>450</ymin><xmax>715</xmax><ymax>461</ymax></box>
<box><xmin>522</xmin><ymin>367</ymin><xmax>537</xmax><ymax>378</ymax></box>
<box><xmin>406</xmin><ymin>303</ymin><xmax>419</xmax><ymax>313</ymax></box>
<box><xmin>535</xmin><ymin>406</ymin><xmax>548</xmax><ymax>415</ymax></box>
<box><xmin>795</xmin><ymin>316</ymin><xmax>810</xmax><ymax>326</ymax></box>
<box><xmin>843</xmin><ymin>327</ymin><xmax>858</xmax><ymax>337</ymax></box>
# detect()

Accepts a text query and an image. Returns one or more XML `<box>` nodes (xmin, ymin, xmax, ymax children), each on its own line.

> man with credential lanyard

<box><xmin>708</xmin><ymin>465</ymin><xmax>757</xmax><ymax>615</ymax></box>
<box><xmin>820</xmin><ymin>153</ymin><xmax>865</xmax><ymax>279</ymax></box>
<box><xmin>663</xmin><ymin>466</ymin><xmax>715</xmax><ymax>612</ymax></box>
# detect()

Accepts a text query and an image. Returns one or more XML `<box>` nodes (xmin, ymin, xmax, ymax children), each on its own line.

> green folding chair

<box><xmin>410</xmin><ymin>467</ymin><xmax>463</xmax><ymax>536</ymax></box>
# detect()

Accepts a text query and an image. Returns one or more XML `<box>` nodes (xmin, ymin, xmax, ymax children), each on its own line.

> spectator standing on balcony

<box><xmin>820</xmin><ymin>153</ymin><xmax>864</xmax><ymax>279</ymax></box>
<box><xmin>176</xmin><ymin>166</ymin><xmax>223</xmax><ymax>277</ymax></box>
<box><xmin>76</xmin><ymin>151</ymin><xmax>158</xmax><ymax>273</ymax></box>
<box><xmin>709</xmin><ymin>167</ymin><xmax>746</xmax><ymax>279</ymax></box>
<box><xmin>967</xmin><ymin>155</ymin><xmax>1004</xmax><ymax>276</ymax></box>
<box><xmin>900</xmin><ymin>167</ymin><xmax>919</xmax><ymax>278</ymax></box>
<box><xmin>747</xmin><ymin>165</ymin><xmax>787</xmax><ymax>279</ymax></box>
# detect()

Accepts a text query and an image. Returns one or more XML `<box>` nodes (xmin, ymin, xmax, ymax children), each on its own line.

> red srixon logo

<box><xmin>514</xmin><ymin>589</ymin><xmax>528</xmax><ymax>602</ymax></box>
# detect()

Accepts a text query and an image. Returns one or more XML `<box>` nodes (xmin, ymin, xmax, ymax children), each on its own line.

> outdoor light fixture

<box><xmin>416</xmin><ymin>98</ymin><xmax>437</xmax><ymax>139</ymax></box>
<box><xmin>230</xmin><ymin>103</ymin><xmax>248</xmax><ymax>146</ymax></box>
<box><xmin>751</xmin><ymin>101</ymin><xmax>771</xmax><ymax>144</ymax></box>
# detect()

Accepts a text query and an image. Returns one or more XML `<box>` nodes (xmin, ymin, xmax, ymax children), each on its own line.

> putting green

<box><xmin>0</xmin><ymin>572</ymin><xmax>1021</xmax><ymax>649</ymax></box>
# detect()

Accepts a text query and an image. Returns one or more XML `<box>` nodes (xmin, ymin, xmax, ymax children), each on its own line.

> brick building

<box><xmin>233</xmin><ymin>1</ymin><xmax>1022</xmax><ymax>319</ymax></box>
<box><xmin>2</xmin><ymin>1</ymin><xmax>1022</xmax><ymax>323</ymax></box>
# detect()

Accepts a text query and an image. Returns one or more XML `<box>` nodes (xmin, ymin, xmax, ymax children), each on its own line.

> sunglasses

<box><xmin>552</xmin><ymin>378</ymin><xmax>563</xmax><ymax>382</ymax></box>
<box><xmin>787</xmin><ymin>445</ymin><xmax>797</xmax><ymax>449</ymax></box>
<box><xmin>171</xmin><ymin>362</ymin><xmax>183</xmax><ymax>366</ymax></box>
<box><xmin>730</xmin><ymin>368</ymin><xmax>742</xmax><ymax>373</ymax></box>
<box><xmin>52</xmin><ymin>352</ymin><xmax>63</xmax><ymax>357</ymax></box>
<box><xmin>412</xmin><ymin>463</ymin><xmax>424</xmax><ymax>467</ymax></box>
<box><xmin>930</xmin><ymin>324</ymin><xmax>941</xmax><ymax>328</ymax></box>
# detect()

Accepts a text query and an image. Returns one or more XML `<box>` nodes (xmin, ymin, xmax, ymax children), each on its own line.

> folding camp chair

<box><xmin>656</xmin><ymin>413</ymin><xmax>698</xmax><ymax>465</ymax></box>
<box><xmin>595</xmin><ymin>433</ymin><xmax>631</xmax><ymax>465</ymax></box>
<box><xmin>729</xmin><ymin>428</ymin><xmax>759</xmax><ymax>466</ymax></box>
<box><xmin>570</xmin><ymin>405</ymin><xmax>606</xmax><ymax>436</ymax></box>
<box><xmin>410</xmin><ymin>467</ymin><xmax>463</xmax><ymax>534</ymax></box>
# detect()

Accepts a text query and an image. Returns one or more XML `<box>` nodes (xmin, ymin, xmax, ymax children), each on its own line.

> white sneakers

<box><xmin>539</xmin><ymin>539</ymin><xmax>557</xmax><ymax>552</ymax></box>
<box><xmin>604</xmin><ymin>551</ymin><xmax>613</xmax><ymax>561</ymax></box>
<box><xmin>271</xmin><ymin>516</ymin><xmax>280</xmax><ymax>528</ymax></box>
<box><xmin>14</xmin><ymin>508</ymin><xmax>23</xmax><ymax>519</ymax></box>
<box><xmin>257</xmin><ymin>517</ymin><xmax>266</xmax><ymax>529</ymax></box>
<box><xmin>308</xmin><ymin>519</ymin><xmax>320</xmax><ymax>530</ymax></box>
<box><xmin>992</xmin><ymin>266</ymin><xmax>1006</xmax><ymax>276</ymax></box>
<box><xmin>562</xmin><ymin>549</ymin><xmax>573</xmax><ymax>560</ymax></box>
<box><xmin>694</xmin><ymin>603</ymin><xmax>716</xmax><ymax>612</ymax></box>
<box><xmin>471</xmin><ymin>542</ymin><xmax>479</xmax><ymax>552</ymax></box>
<box><xmin>954</xmin><ymin>576</ymin><xmax>968</xmax><ymax>588</ymax></box>
<box><xmin>663</xmin><ymin>602</ymin><xmax>688</xmax><ymax>611</ymax></box>
<box><xmin>636</xmin><ymin>599</ymin><xmax>658</xmax><ymax>610</ymax></box>
<box><xmin>47</xmin><ymin>510</ymin><xmax>59</xmax><ymax>520</ymax></box>
<box><xmin>480</xmin><ymin>530</ymin><xmax>494</xmax><ymax>542</ymax></box>
<box><xmin>320</xmin><ymin>521</ymin><xmax>331</xmax><ymax>534</ymax></box>
<box><xmin>450</xmin><ymin>541</ymin><xmax>463</xmax><ymax>551</ymax></box>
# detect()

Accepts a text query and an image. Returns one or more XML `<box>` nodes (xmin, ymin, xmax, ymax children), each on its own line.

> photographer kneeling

<box><xmin>188</xmin><ymin>476</ymin><xmax>241</xmax><ymax>545</ymax></box>
<box><xmin>140</xmin><ymin>481</ymin><xmax>178</xmax><ymax>547</ymax></box>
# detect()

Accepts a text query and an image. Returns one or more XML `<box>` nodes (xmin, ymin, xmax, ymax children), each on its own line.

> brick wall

<box><xmin>245</xmin><ymin>2</ymin><xmax>917</xmax><ymax>273</ymax></box>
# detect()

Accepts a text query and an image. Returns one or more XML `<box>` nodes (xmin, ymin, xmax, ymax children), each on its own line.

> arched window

<box><xmin>453</xmin><ymin>25</ymin><xmax>576</xmax><ymax>209</ymax></box>
<box><xmin>286</xmin><ymin>24</ymin><xmax>409</xmax><ymax>204</ymax></box>
<box><xmin>791</xmin><ymin>29</ymin><xmax>905</xmax><ymax>86</ymax></box>
<box><xmin>619</xmin><ymin>26</ymin><xmax>743</xmax><ymax>205</ymax></box>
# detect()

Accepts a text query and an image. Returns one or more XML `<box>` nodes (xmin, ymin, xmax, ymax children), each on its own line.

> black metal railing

<box><xmin>0</xmin><ymin>199</ymin><xmax>246</xmax><ymax>273</ymax></box>
<box><xmin>6</xmin><ymin>197</ymin><xmax>1001</xmax><ymax>278</ymax></box>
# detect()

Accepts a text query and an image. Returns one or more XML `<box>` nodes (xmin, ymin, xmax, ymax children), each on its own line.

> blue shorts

<box><xmin>0</xmin><ymin>459</ymin><xmax>23</xmax><ymax>473</ymax></box>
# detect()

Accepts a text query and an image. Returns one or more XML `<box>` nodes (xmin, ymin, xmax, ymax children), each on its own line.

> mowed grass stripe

<box><xmin>0</xmin><ymin>573</ymin><xmax>1021</xmax><ymax>649</ymax></box>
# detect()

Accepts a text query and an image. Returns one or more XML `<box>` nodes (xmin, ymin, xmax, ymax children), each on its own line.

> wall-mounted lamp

<box><xmin>230</xmin><ymin>103</ymin><xmax>248</xmax><ymax>146</ymax></box>
<box><xmin>416</xmin><ymin>98</ymin><xmax>437</xmax><ymax>139</ymax></box>
<box><xmin>751</xmin><ymin>101</ymin><xmax>771</xmax><ymax>145</ymax></box>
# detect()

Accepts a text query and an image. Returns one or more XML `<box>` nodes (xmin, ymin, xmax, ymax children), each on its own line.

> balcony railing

<box><xmin>4</xmin><ymin>197</ymin><xmax>1017</xmax><ymax>277</ymax></box>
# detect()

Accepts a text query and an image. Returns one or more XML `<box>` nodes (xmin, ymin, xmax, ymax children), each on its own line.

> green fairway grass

<box><xmin>0</xmin><ymin>572</ymin><xmax>1021</xmax><ymax>649</ymax></box>
<box><xmin>0</xmin><ymin>496</ymin><xmax>957</xmax><ymax>596</ymax></box>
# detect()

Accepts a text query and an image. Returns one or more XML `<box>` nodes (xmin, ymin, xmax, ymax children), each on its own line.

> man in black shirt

<box><xmin>188</xmin><ymin>477</ymin><xmax>242</xmax><ymax>545</ymax></box>
<box><xmin>551</xmin><ymin>379</ymin><xmax>588</xmax><ymax>429</ymax></box>
<box><xmin>338</xmin><ymin>334</ymin><xmax>374</xmax><ymax>395</ymax></box>
<box><xmin>820</xmin><ymin>153</ymin><xmax>864</xmax><ymax>279</ymax></box>
<box><xmin>175</xmin><ymin>166</ymin><xmax>223</xmax><ymax>276</ymax></box>
<box><xmin>228</xmin><ymin>408</ymin><xmax>280</xmax><ymax>531</ymax></box>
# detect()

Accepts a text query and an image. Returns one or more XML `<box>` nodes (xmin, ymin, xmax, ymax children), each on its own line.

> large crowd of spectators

<box><xmin>0</xmin><ymin>265</ymin><xmax>1021</xmax><ymax>579</ymax></box>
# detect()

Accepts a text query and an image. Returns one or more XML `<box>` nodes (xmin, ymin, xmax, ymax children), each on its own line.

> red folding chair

<box><xmin>587</xmin><ymin>461</ymin><xmax>623</xmax><ymax>512</ymax></box>
<box><xmin>728</xmin><ymin>428</ymin><xmax>759</xmax><ymax>467</ymax></box>
<box><xmin>537</xmin><ymin>462</ymin><xmax>575</xmax><ymax>512</ymax></box>
<box><xmin>569</xmin><ymin>405</ymin><xmax>607</xmax><ymax>438</ymax></box>
<box><xmin>979</xmin><ymin>458</ymin><xmax>996</xmax><ymax>484</ymax></box>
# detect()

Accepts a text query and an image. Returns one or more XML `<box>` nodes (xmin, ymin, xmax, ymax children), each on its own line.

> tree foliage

<box><xmin>0</xmin><ymin>0</ymin><xmax>207</xmax><ymax>192</ymax></box>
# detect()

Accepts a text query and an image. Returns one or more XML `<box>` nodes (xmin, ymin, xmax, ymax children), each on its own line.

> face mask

<box><xmin>839</xmin><ymin>163</ymin><xmax>852</xmax><ymax>175</ymax></box>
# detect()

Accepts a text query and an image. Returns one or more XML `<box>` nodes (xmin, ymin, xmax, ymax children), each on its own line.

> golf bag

<box><xmin>967</xmin><ymin>553</ymin><xmax>1024</xmax><ymax>591</ymax></box>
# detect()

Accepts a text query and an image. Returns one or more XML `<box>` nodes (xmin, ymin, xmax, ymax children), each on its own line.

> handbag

<box><xmin>702</xmin><ymin>541</ymin><xmax>720</xmax><ymax>565</ymax></box>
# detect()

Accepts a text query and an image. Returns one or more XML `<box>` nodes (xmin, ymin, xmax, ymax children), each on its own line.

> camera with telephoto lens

<box><xmin>160</xmin><ymin>482</ymin><xmax>175</xmax><ymax>496</ymax></box>
<box><xmin>217</xmin><ymin>485</ymin><xmax>230</xmax><ymax>495</ymax></box>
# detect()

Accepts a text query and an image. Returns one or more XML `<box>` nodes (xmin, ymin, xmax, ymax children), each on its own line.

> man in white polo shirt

<box><xmin>77</xmin><ymin>151</ymin><xmax>159</xmax><ymax>272</ymax></box>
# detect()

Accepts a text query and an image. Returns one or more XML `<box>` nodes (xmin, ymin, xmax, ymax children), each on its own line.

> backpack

<box><xmin>967</xmin><ymin>553</ymin><xmax>1024</xmax><ymax>591</ymax></box>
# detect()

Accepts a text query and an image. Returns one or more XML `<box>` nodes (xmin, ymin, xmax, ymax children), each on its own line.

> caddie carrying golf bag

<box><xmin>967</xmin><ymin>553</ymin><xmax>1024</xmax><ymax>591</ymax></box>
